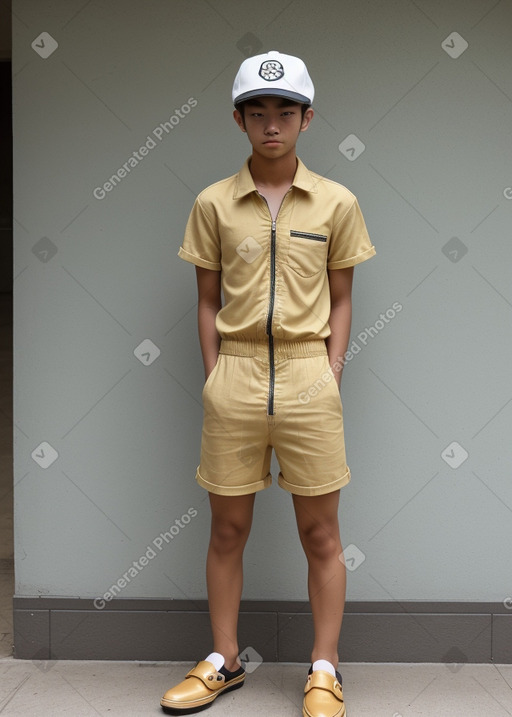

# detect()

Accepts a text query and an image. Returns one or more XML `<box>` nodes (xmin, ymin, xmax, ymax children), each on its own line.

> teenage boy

<box><xmin>161</xmin><ymin>50</ymin><xmax>375</xmax><ymax>717</ymax></box>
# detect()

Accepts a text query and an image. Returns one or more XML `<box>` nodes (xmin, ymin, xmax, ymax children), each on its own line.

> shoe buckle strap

<box><xmin>305</xmin><ymin>671</ymin><xmax>344</xmax><ymax>701</ymax></box>
<box><xmin>186</xmin><ymin>661</ymin><xmax>226</xmax><ymax>691</ymax></box>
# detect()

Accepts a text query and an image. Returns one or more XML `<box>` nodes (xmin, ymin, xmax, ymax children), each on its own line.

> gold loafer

<box><xmin>303</xmin><ymin>669</ymin><xmax>346</xmax><ymax>717</ymax></box>
<box><xmin>161</xmin><ymin>659</ymin><xmax>245</xmax><ymax>713</ymax></box>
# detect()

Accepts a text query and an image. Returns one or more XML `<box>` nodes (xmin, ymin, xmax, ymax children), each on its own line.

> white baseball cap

<box><xmin>232</xmin><ymin>50</ymin><xmax>315</xmax><ymax>106</ymax></box>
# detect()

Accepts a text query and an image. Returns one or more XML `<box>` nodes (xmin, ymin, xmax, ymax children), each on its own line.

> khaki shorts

<box><xmin>196</xmin><ymin>339</ymin><xmax>350</xmax><ymax>497</ymax></box>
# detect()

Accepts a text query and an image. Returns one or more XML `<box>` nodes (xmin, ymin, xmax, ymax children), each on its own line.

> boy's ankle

<box><xmin>310</xmin><ymin>655</ymin><xmax>339</xmax><ymax>671</ymax></box>
<box><xmin>222</xmin><ymin>655</ymin><xmax>241</xmax><ymax>672</ymax></box>
<box><xmin>207</xmin><ymin>650</ymin><xmax>241</xmax><ymax>672</ymax></box>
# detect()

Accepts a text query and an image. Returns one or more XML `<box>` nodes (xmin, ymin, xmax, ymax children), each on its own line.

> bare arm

<box><xmin>325</xmin><ymin>266</ymin><xmax>354</xmax><ymax>387</ymax></box>
<box><xmin>195</xmin><ymin>266</ymin><xmax>222</xmax><ymax>379</ymax></box>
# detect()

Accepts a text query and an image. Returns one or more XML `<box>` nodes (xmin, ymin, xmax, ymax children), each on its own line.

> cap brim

<box><xmin>233</xmin><ymin>88</ymin><xmax>312</xmax><ymax>105</ymax></box>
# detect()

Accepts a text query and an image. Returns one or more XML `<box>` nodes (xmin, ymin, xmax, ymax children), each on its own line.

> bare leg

<box><xmin>206</xmin><ymin>492</ymin><xmax>255</xmax><ymax>672</ymax></box>
<box><xmin>292</xmin><ymin>489</ymin><xmax>345</xmax><ymax>668</ymax></box>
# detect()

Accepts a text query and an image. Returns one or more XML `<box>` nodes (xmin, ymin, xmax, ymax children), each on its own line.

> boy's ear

<box><xmin>233</xmin><ymin>109</ymin><xmax>246</xmax><ymax>132</ymax></box>
<box><xmin>300</xmin><ymin>107</ymin><xmax>314</xmax><ymax>132</ymax></box>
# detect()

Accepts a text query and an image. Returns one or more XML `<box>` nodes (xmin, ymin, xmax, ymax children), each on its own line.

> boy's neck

<box><xmin>248</xmin><ymin>151</ymin><xmax>298</xmax><ymax>189</ymax></box>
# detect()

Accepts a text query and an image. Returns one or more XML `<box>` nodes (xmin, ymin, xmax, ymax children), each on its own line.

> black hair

<box><xmin>235</xmin><ymin>100</ymin><xmax>311</xmax><ymax>122</ymax></box>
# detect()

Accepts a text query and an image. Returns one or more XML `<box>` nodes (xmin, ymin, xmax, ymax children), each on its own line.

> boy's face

<box><xmin>233</xmin><ymin>96</ymin><xmax>314</xmax><ymax>160</ymax></box>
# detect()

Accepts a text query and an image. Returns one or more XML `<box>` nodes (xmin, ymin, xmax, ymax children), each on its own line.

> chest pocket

<box><xmin>288</xmin><ymin>230</ymin><xmax>328</xmax><ymax>277</ymax></box>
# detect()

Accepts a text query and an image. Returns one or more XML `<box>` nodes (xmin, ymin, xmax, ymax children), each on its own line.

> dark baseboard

<box><xmin>12</xmin><ymin>597</ymin><xmax>512</xmax><ymax>663</ymax></box>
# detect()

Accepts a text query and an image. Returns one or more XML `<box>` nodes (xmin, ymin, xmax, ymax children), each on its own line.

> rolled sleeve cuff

<box><xmin>327</xmin><ymin>245</ymin><xmax>376</xmax><ymax>270</ymax></box>
<box><xmin>178</xmin><ymin>246</ymin><xmax>221</xmax><ymax>271</ymax></box>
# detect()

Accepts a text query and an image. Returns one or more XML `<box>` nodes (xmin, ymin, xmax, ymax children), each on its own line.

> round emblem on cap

<box><xmin>259</xmin><ymin>60</ymin><xmax>284</xmax><ymax>81</ymax></box>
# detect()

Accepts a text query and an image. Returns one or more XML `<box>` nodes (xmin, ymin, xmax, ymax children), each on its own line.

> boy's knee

<box><xmin>300</xmin><ymin>523</ymin><xmax>340</xmax><ymax>560</ymax></box>
<box><xmin>210</xmin><ymin>519</ymin><xmax>250</xmax><ymax>551</ymax></box>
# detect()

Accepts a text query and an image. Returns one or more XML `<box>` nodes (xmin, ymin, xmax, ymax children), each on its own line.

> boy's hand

<box><xmin>196</xmin><ymin>267</ymin><xmax>222</xmax><ymax>379</ymax></box>
<box><xmin>326</xmin><ymin>267</ymin><xmax>354</xmax><ymax>386</ymax></box>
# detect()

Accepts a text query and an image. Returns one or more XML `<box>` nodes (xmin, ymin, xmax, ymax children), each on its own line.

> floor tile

<box><xmin>0</xmin><ymin>659</ymin><xmax>511</xmax><ymax>716</ymax></box>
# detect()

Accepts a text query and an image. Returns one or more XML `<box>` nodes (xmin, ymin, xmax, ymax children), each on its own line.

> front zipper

<box><xmin>259</xmin><ymin>192</ymin><xmax>289</xmax><ymax>416</ymax></box>
<box><xmin>266</xmin><ymin>219</ymin><xmax>277</xmax><ymax>415</ymax></box>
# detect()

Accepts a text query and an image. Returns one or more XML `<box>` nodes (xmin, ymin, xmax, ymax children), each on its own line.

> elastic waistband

<box><xmin>219</xmin><ymin>338</ymin><xmax>327</xmax><ymax>360</ymax></box>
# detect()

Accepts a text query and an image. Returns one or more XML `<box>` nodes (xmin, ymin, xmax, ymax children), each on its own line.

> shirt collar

<box><xmin>233</xmin><ymin>156</ymin><xmax>317</xmax><ymax>199</ymax></box>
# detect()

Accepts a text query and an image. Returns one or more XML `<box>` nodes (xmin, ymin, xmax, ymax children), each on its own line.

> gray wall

<box><xmin>13</xmin><ymin>0</ymin><xmax>512</xmax><ymax>605</ymax></box>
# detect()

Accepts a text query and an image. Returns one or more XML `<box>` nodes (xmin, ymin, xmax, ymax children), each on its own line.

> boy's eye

<box><xmin>249</xmin><ymin>111</ymin><xmax>294</xmax><ymax>118</ymax></box>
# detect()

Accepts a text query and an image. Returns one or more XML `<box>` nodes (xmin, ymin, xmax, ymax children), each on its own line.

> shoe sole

<box><xmin>161</xmin><ymin>674</ymin><xmax>245</xmax><ymax>714</ymax></box>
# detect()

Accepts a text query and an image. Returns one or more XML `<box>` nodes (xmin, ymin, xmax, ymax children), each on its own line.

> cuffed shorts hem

<box><xmin>195</xmin><ymin>466</ymin><xmax>272</xmax><ymax>496</ymax></box>
<box><xmin>278</xmin><ymin>468</ymin><xmax>351</xmax><ymax>496</ymax></box>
